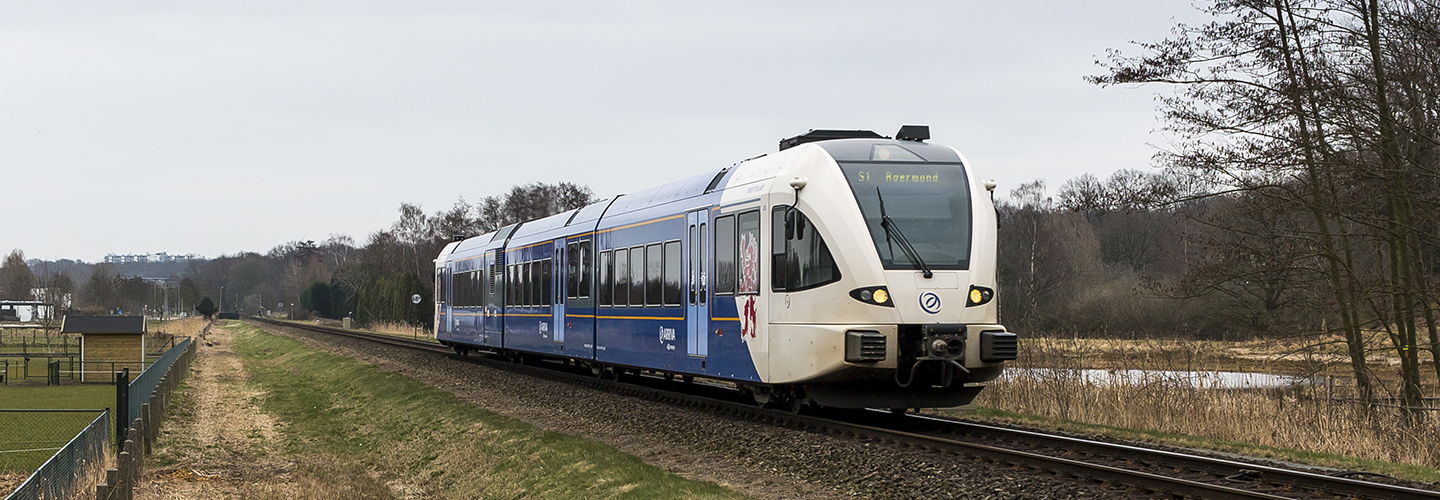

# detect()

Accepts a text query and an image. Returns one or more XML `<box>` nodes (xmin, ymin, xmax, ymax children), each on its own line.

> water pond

<box><xmin>1002</xmin><ymin>368</ymin><xmax>1321</xmax><ymax>390</ymax></box>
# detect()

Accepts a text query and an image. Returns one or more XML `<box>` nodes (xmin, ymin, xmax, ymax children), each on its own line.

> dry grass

<box><xmin>360</xmin><ymin>321</ymin><xmax>437</xmax><ymax>342</ymax></box>
<box><xmin>974</xmin><ymin>335</ymin><xmax>1440</xmax><ymax>478</ymax></box>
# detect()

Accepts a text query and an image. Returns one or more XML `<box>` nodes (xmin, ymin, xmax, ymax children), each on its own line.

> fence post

<box><xmin>116</xmin><ymin>448</ymin><xmax>131</xmax><ymax>500</ymax></box>
<box><xmin>116</xmin><ymin>368</ymin><xmax>130</xmax><ymax>443</ymax></box>
<box><xmin>128</xmin><ymin>421</ymin><xmax>143</xmax><ymax>497</ymax></box>
<box><xmin>96</xmin><ymin>468</ymin><xmax>117</xmax><ymax>500</ymax></box>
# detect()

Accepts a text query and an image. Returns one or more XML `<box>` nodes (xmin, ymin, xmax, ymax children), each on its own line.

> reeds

<box><xmin>976</xmin><ymin>336</ymin><xmax>1440</xmax><ymax>469</ymax></box>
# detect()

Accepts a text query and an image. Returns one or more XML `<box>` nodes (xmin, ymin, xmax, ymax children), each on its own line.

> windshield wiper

<box><xmin>876</xmin><ymin>187</ymin><xmax>933</xmax><ymax>279</ymax></box>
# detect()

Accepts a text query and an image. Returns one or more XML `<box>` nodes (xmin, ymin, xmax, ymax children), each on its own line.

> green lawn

<box><xmin>234</xmin><ymin>323</ymin><xmax>748</xmax><ymax>499</ymax></box>
<box><xmin>0</xmin><ymin>385</ymin><xmax>112</xmax><ymax>472</ymax></box>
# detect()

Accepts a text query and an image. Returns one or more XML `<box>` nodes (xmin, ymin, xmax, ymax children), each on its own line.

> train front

<box><xmin>759</xmin><ymin>130</ymin><xmax>1015</xmax><ymax>410</ymax></box>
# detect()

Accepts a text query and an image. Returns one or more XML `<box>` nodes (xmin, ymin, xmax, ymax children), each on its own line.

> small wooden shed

<box><xmin>62</xmin><ymin>315</ymin><xmax>146</xmax><ymax>382</ymax></box>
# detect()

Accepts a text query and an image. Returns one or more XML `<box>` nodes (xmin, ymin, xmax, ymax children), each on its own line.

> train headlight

<box><xmin>849</xmin><ymin>286</ymin><xmax>893</xmax><ymax>307</ymax></box>
<box><xmin>966</xmin><ymin>286</ymin><xmax>994</xmax><ymax>307</ymax></box>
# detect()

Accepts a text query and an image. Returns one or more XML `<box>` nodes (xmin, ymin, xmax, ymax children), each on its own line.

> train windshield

<box><xmin>838</xmin><ymin>162</ymin><xmax>972</xmax><ymax>270</ymax></box>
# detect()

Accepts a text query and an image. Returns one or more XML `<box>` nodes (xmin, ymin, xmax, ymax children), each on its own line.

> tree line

<box><xmin>1070</xmin><ymin>0</ymin><xmax>1440</xmax><ymax>414</ymax></box>
<box><xmin>4</xmin><ymin>182</ymin><xmax>593</xmax><ymax>330</ymax></box>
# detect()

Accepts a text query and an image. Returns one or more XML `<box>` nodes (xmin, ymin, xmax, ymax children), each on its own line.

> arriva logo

<box><xmin>919</xmin><ymin>292</ymin><xmax>942</xmax><ymax>314</ymax></box>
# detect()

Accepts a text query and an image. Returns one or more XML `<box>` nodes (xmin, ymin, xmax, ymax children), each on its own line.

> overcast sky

<box><xmin>2</xmin><ymin>1</ymin><xmax>1205</xmax><ymax>263</ymax></box>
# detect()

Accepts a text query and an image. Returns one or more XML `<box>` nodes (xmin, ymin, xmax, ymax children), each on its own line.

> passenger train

<box><xmin>434</xmin><ymin>125</ymin><xmax>1017</xmax><ymax>410</ymax></box>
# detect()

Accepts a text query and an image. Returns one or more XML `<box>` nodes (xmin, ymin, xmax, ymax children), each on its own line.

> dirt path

<box><xmin>136</xmin><ymin>324</ymin><xmax>297</xmax><ymax>499</ymax></box>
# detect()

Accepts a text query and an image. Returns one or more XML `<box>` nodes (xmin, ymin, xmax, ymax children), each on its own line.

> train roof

<box><xmin>607</xmin><ymin>168</ymin><xmax>723</xmax><ymax>216</ymax></box>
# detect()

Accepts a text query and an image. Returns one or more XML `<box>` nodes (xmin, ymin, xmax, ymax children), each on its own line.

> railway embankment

<box><xmin>138</xmin><ymin>321</ymin><xmax>752</xmax><ymax>499</ymax></box>
<box><xmin>249</xmin><ymin>320</ymin><xmax>1123</xmax><ymax>500</ymax></box>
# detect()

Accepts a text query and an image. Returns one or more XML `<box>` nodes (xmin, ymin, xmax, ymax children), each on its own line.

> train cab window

<box><xmin>599</xmin><ymin>251</ymin><xmax>613</xmax><ymax>306</ymax></box>
<box><xmin>630</xmin><ymin>246</ymin><xmax>646</xmax><ymax>306</ymax></box>
<box><xmin>663</xmin><ymin>240</ymin><xmax>681</xmax><ymax>306</ymax></box>
<box><xmin>737</xmin><ymin>210</ymin><xmax>761</xmax><ymax>295</ymax></box>
<box><xmin>714</xmin><ymin>216</ymin><xmax>736</xmax><ymax>295</ymax></box>
<box><xmin>615</xmin><ymin>248</ymin><xmax>630</xmax><ymax>307</ymax></box>
<box><xmin>541</xmin><ymin>258</ymin><xmax>552</xmax><ymax>306</ymax></box>
<box><xmin>772</xmin><ymin>206</ymin><xmax>842</xmax><ymax>292</ymax></box>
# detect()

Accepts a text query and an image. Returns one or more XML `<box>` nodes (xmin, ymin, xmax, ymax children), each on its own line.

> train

<box><xmin>433</xmin><ymin>125</ymin><xmax>1016</xmax><ymax>411</ymax></box>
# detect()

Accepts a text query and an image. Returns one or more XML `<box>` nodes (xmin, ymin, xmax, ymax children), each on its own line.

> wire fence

<box><xmin>125</xmin><ymin>338</ymin><xmax>191</xmax><ymax>427</ymax></box>
<box><xmin>0</xmin><ymin>409</ymin><xmax>109</xmax><ymax>500</ymax></box>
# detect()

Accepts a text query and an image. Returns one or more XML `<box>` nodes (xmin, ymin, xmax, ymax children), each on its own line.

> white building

<box><xmin>103</xmin><ymin>252</ymin><xmax>203</xmax><ymax>264</ymax></box>
<box><xmin>0</xmin><ymin>301</ymin><xmax>54</xmax><ymax>322</ymax></box>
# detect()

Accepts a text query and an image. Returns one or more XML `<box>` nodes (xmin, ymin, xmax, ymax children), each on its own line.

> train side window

<box><xmin>614</xmin><ymin>248</ymin><xmax>629</xmax><ymax>307</ymax></box>
<box><xmin>513</xmin><ymin>263</ymin><xmax>521</xmax><ymax>306</ymax></box>
<box><xmin>523</xmin><ymin>262</ymin><xmax>533</xmax><ymax>307</ymax></box>
<box><xmin>645</xmin><ymin>243</ymin><xmax>663</xmax><ymax>306</ymax></box>
<box><xmin>566</xmin><ymin>242</ymin><xmax>580</xmax><ymax>299</ymax></box>
<box><xmin>436</xmin><ymin>271</ymin><xmax>446</xmax><ymax>304</ymax></box>
<box><xmin>663</xmin><ymin>240</ymin><xmax>681</xmax><ymax>306</ymax></box>
<box><xmin>630</xmin><ymin>246</ymin><xmax>646</xmax><ymax>307</ymax></box>
<box><xmin>772</xmin><ymin>207</ymin><xmax>842</xmax><ymax>292</ymax></box>
<box><xmin>736</xmin><ymin>210</ymin><xmax>761</xmax><ymax>295</ymax></box>
<box><xmin>459</xmin><ymin>271</ymin><xmax>468</xmax><ymax>307</ymax></box>
<box><xmin>714</xmin><ymin>215</ymin><xmax>736</xmax><ymax>295</ymax></box>
<box><xmin>477</xmin><ymin>270</ymin><xmax>487</xmax><ymax>308</ymax></box>
<box><xmin>772</xmin><ymin>207</ymin><xmax>788</xmax><ymax>290</ymax></box>
<box><xmin>599</xmin><ymin>251</ymin><xmax>613</xmax><ymax>306</ymax></box>
<box><xmin>698</xmin><ymin>223</ymin><xmax>705</xmax><ymax>305</ymax></box>
<box><xmin>476</xmin><ymin>271</ymin><xmax>483</xmax><ymax>306</ymax></box>
<box><xmin>578</xmin><ymin>240</ymin><xmax>592</xmax><ymax>299</ymax></box>
<box><xmin>460</xmin><ymin>271</ymin><xmax>469</xmax><ymax>307</ymax></box>
<box><xmin>541</xmin><ymin>258</ymin><xmax>552</xmax><ymax>306</ymax></box>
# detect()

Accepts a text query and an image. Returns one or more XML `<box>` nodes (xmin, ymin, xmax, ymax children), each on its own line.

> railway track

<box><xmin>249</xmin><ymin>318</ymin><xmax>1440</xmax><ymax>500</ymax></box>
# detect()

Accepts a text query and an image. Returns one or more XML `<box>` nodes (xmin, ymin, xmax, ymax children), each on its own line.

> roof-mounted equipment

<box><xmin>896</xmin><ymin>125</ymin><xmax>929</xmax><ymax>143</ymax></box>
<box><xmin>779</xmin><ymin>129</ymin><xmax>887</xmax><ymax>151</ymax></box>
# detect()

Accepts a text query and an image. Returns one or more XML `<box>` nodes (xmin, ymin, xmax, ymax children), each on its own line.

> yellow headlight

<box><xmin>872</xmin><ymin>289</ymin><xmax>889</xmax><ymax>304</ymax></box>
<box><xmin>970</xmin><ymin>289</ymin><xmax>983</xmax><ymax>304</ymax></box>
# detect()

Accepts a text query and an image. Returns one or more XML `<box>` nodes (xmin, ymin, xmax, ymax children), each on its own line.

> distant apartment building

<box><xmin>103</xmin><ymin>252</ymin><xmax>203</xmax><ymax>264</ymax></box>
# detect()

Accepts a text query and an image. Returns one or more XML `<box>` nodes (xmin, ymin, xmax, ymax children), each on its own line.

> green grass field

<box><xmin>231</xmin><ymin>324</ymin><xmax>748</xmax><ymax>499</ymax></box>
<box><xmin>0</xmin><ymin>385</ymin><xmax>112</xmax><ymax>473</ymax></box>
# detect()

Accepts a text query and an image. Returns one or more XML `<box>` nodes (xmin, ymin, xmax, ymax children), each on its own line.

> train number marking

<box><xmin>920</xmin><ymin>292</ymin><xmax>942</xmax><ymax>314</ymax></box>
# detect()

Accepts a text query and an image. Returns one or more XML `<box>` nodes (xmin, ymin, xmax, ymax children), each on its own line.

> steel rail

<box><xmin>884</xmin><ymin>413</ymin><xmax>1440</xmax><ymax>500</ymax></box>
<box><xmin>248</xmin><ymin>318</ymin><xmax>1438</xmax><ymax>499</ymax></box>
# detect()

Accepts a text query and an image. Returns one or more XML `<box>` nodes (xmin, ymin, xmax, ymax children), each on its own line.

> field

<box><xmin>970</xmin><ymin>334</ymin><xmax>1440</xmax><ymax>481</ymax></box>
<box><xmin>140</xmin><ymin>321</ymin><xmax>749</xmax><ymax>499</ymax></box>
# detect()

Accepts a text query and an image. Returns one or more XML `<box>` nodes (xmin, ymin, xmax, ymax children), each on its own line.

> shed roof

<box><xmin>61</xmin><ymin>316</ymin><xmax>146</xmax><ymax>334</ymax></box>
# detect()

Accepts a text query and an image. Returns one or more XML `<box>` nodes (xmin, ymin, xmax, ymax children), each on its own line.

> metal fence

<box><xmin>123</xmin><ymin>338</ymin><xmax>191</xmax><ymax>431</ymax></box>
<box><xmin>1</xmin><ymin>409</ymin><xmax>109</xmax><ymax>500</ymax></box>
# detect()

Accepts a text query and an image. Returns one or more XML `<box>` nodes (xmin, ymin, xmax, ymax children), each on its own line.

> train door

<box><xmin>552</xmin><ymin>240</ymin><xmax>566</xmax><ymax>344</ymax></box>
<box><xmin>484</xmin><ymin>253</ymin><xmax>504</xmax><ymax>343</ymax></box>
<box><xmin>564</xmin><ymin>238</ymin><xmax>596</xmax><ymax>358</ymax></box>
<box><xmin>436</xmin><ymin>267</ymin><xmax>450</xmax><ymax>338</ymax></box>
<box><xmin>686</xmin><ymin>209</ymin><xmax>709</xmax><ymax>358</ymax></box>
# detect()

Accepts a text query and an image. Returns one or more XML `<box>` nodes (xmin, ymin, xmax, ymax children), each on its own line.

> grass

<box><xmin>0</xmin><ymin>384</ymin><xmax>112</xmax><ymax>473</ymax></box>
<box><xmin>971</xmin><ymin>335</ymin><xmax>1440</xmax><ymax>482</ymax></box>
<box><xmin>232</xmin><ymin>323</ymin><xmax>748</xmax><ymax>499</ymax></box>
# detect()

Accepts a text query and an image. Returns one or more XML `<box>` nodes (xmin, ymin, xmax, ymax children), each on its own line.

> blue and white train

<box><xmin>434</xmin><ymin>126</ymin><xmax>1017</xmax><ymax>410</ymax></box>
